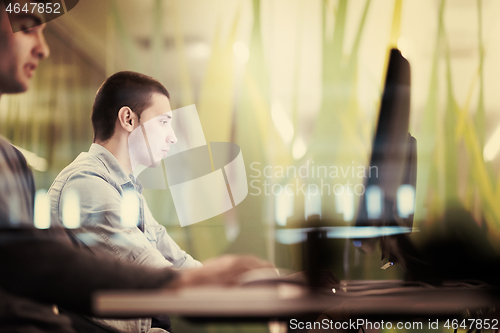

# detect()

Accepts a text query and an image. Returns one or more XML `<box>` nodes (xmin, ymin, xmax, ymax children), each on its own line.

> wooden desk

<box><xmin>93</xmin><ymin>283</ymin><xmax>500</xmax><ymax>320</ymax></box>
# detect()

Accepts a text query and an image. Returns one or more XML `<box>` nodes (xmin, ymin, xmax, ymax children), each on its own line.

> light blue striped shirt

<box><xmin>48</xmin><ymin>143</ymin><xmax>201</xmax><ymax>269</ymax></box>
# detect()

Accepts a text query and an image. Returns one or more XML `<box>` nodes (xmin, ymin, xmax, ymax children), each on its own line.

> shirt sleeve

<box><xmin>143</xmin><ymin>201</ymin><xmax>202</xmax><ymax>269</ymax></box>
<box><xmin>0</xmin><ymin>137</ymin><xmax>35</xmax><ymax>228</ymax></box>
<box><xmin>59</xmin><ymin>170</ymin><xmax>175</xmax><ymax>269</ymax></box>
<box><xmin>0</xmin><ymin>228</ymin><xmax>179</xmax><ymax>315</ymax></box>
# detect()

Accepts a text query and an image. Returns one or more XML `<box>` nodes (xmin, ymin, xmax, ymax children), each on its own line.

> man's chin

<box><xmin>149</xmin><ymin>159</ymin><xmax>163</xmax><ymax>169</ymax></box>
<box><xmin>2</xmin><ymin>80</ymin><xmax>29</xmax><ymax>94</ymax></box>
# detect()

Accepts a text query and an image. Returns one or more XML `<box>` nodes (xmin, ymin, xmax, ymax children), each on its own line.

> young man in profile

<box><xmin>49</xmin><ymin>71</ymin><xmax>201</xmax><ymax>271</ymax></box>
<box><xmin>0</xmin><ymin>2</ymin><xmax>270</xmax><ymax>332</ymax></box>
<box><xmin>47</xmin><ymin>71</ymin><xmax>203</xmax><ymax>331</ymax></box>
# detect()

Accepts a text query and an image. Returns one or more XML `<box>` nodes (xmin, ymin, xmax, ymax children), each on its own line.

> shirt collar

<box><xmin>129</xmin><ymin>173</ymin><xmax>144</xmax><ymax>193</ymax></box>
<box><xmin>88</xmin><ymin>144</ymin><xmax>136</xmax><ymax>189</ymax></box>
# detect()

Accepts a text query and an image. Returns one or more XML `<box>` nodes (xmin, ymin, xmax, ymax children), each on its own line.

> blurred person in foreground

<box><xmin>0</xmin><ymin>1</ymin><xmax>271</xmax><ymax>332</ymax></box>
<box><xmin>47</xmin><ymin>71</ymin><xmax>203</xmax><ymax>331</ymax></box>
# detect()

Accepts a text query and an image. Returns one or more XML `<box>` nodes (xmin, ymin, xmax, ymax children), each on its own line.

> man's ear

<box><xmin>117</xmin><ymin>106</ymin><xmax>136</xmax><ymax>133</ymax></box>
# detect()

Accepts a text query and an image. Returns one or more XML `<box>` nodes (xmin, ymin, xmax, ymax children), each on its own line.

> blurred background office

<box><xmin>1</xmin><ymin>0</ymin><xmax>500</xmax><ymax>330</ymax></box>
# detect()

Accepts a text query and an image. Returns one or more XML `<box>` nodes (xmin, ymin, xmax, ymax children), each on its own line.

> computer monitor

<box><xmin>354</xmin><ymin>48</ymin><xmax>417</xmax><ymax>269</ymax></box>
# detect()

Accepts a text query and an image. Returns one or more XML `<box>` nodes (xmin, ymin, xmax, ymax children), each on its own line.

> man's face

<box><xmin>0</xmin><ymin>1</ymin><xmax>50</xmax><ymax>94</ymax></box>
<box><xmin>132</xmin><ymin>93</ymin><xmax>177</xmax><ymax>168</ymax></box>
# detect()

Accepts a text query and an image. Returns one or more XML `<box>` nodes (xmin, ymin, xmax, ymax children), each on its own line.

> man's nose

<box><xmin>34</xmin><ymin>31</ymin><xmax>50</xmax><ymax>59</ymax></box>
<box><xmin>168</xmin><ymin>129</ymin><xmax>178</xmax><ymax>145</ymax></box>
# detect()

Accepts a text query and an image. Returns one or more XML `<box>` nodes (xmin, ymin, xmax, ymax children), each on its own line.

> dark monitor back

<box><xmin>355</xmin><ymin>48</ymin><xmax>416</xmax><ymax>261</ymax></box>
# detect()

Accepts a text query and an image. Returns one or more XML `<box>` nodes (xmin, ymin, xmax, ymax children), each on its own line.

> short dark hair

<box><xmin>91</xmin><ymin>71</ymin><xmax>170</xmax><ymax>142</ymax></box>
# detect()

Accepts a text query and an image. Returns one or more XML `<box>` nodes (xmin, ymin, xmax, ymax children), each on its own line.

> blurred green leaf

<box><xmin>414</xmin><ymin>0</ymin><xmax>445</xmax><ymax>224</ymax></box>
